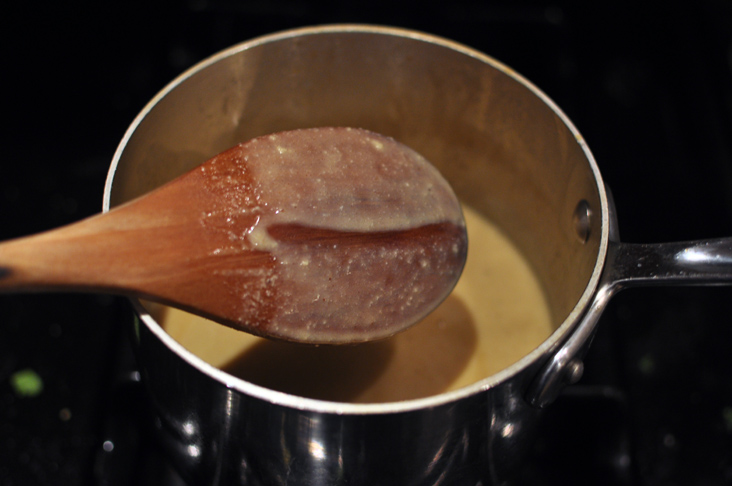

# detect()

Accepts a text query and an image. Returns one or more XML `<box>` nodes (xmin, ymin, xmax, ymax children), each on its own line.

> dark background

<box><xmin>1</xmin><ymin>1</ymin><xmax>732</xmax><ymax>484</ymax></box>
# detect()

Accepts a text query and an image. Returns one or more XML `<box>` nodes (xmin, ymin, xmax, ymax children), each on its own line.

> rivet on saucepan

<box><xmin>566</xmin><ymin>359</ymin><xmax>584</xmax><ymax>384</ymax></box>
<box><xmin>573</xmin><ymin>200</ymin><xmax>592</xmax><ymax>243</ymax></box>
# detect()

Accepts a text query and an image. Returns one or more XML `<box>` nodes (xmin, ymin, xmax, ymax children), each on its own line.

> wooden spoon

<box><xmin>0</xmin><ymin>127</ymin><xmax>467</xmax><ymax>344</ymax></box>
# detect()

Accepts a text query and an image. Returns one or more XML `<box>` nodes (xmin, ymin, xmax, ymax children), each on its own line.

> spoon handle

<box><xmin>0</xmin><ymin>212</ymin><xmax>158</xmax><ymax>294</ymax></box>
<box><xmin>0</xmin><ymin>160</ymin><xmax>262</xmax><ymax>299</ymax></box>
<box><xmin>0</xmin><ymin>205</ymin><xmax>274</xmax><ymax>329</ymax></box>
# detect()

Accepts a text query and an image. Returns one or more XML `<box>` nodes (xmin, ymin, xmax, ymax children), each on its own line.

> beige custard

<box><xmin>155</xmin><ymin>205</ymin><xmax>552</xmax><ymax>403</ymax></box>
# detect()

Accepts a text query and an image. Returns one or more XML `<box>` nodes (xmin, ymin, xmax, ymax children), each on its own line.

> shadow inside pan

<box><xmin>221</xmin><ymin>294</ymin><xmax>477</xmax><ymax>403</ymax></box>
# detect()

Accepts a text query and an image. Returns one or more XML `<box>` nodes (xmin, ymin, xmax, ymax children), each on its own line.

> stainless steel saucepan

<box><xmin>104</xmin><ymin>25</ymin><xmax>732</xmax><ymax>485</ymax></box>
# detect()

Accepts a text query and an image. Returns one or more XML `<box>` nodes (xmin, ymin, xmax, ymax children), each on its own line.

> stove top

<box><xmin>2</xmin><ymin>2</ymin><xmax>732</xmax><ymax>485</ymax></box>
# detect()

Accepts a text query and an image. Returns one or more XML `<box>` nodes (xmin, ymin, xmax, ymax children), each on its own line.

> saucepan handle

<box><xmin>526</xmin><ymin>237</ymin><xmax>732</xmax><ymax>408</ymax></box>
<box><xmin>609</xmin><ymin>237</ymin><xmax>732</xmax><ymax>287</ymax></box>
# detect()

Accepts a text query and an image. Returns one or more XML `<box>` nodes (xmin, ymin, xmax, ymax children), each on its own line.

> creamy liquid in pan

<box><xmin>155</xmin><ymin>205</ymin><xmax>553</xmax><ymax>403</ymax></box>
